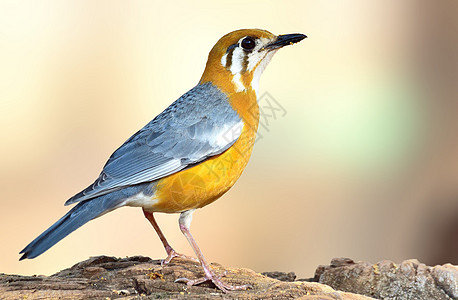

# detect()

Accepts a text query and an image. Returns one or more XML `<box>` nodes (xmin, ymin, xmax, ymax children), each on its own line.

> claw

<box><xmin>175</xmin><ymin>272</ymin><xmax>252</xmax><ymax>293</ymax></box>
<box><xmin>162</xmin><ymin>249</ymin><xmax>199</xmax><ymax>266</ymax></box>
<box><xmin>175</xmin><ymin>276</ymin><xmax>208</xmax><ymax>286</ymax></box>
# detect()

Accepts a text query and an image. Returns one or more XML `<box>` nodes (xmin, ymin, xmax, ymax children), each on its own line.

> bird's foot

<box><xmin>162</xmin><ymin>249</ymin><xmax>199</xmax><ymax>266</ymax></box>
<box><xmin>175</xmin><ymin>271</ymin><xmax>252</xmax><ymax>293</ymax></box>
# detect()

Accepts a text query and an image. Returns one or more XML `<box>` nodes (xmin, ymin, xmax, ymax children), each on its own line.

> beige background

<box><xmin>1</xmin><ymin>1</ymin><xmax>457</xmax><ymax>278</ymax></box>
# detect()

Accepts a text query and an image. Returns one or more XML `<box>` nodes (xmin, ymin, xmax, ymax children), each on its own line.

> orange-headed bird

<box><xmin>20</xmin><ymin>29</ymin><xmax>306</xmax><ymax>292</ymax></box>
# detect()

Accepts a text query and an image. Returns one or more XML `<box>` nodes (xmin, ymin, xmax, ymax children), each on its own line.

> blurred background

<box><xmin>1</xmin><ymin>0</ymin><xmax>457</xmax><ymax>278</ymax></box>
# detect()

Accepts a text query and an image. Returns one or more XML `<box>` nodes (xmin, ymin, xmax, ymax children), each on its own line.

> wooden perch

<box><xmin>1</xmin><ymin>256</ymin><xmax>456</xmax><ymax>299</ymax></box>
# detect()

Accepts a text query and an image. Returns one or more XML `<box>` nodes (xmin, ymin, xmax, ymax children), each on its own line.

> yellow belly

<box><xmin>151</xmin><ymin>122</ymin><xmax>257</xmax><ymax>213</ymax></box>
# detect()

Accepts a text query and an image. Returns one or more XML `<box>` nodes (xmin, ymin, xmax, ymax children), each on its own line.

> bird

<box><xmin>19</xmin><ymin>29</ymin><xmax>306</xmax><ymax>292</ymax></box>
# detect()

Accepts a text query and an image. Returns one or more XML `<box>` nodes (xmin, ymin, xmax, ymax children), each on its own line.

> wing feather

<box><xmin>65</xmin><ymin>83</ymin><xmax>242</xmax><ymax>205</ymax></box>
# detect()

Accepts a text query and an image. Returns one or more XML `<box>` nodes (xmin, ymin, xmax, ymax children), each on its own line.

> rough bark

<box><xmin>1</xmin><ymin>256</ymin><xmax>456</xmax><ymax>299</ymax></box>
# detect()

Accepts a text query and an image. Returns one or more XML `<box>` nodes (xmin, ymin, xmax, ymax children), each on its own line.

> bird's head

<box><xmin>200</xmin><ymin>29</ymin><xmax>306</xmax><ymax>96</ymax></box>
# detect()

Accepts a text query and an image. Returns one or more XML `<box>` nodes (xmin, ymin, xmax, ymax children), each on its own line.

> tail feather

<box><xmin>19</xmin><ymin>196</ymin><xmax>124</xmax><ymax>260</ymax></box>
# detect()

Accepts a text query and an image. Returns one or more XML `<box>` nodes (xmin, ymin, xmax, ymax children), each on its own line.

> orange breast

<box><xmin>151</xmin><ymin>91</ymin><xmax>259</xmax><ymax>213</ymax></box>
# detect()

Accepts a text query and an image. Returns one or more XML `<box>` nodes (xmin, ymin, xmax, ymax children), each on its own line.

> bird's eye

<box><xmin>240</xmin><ymin>37</ymin><xmax>256</xmax><ymax>50</ymax></box>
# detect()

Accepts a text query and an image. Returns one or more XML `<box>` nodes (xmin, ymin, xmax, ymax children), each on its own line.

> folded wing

<box><xmin>65</xmin><ymin>83</ymin><xmax>243</xmax><ymax>205</ymax></box>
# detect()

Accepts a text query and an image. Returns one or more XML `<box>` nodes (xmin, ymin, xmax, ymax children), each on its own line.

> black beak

<box><xmin>266</xmin><ymin>33</ymin><xmax>307</xmax><ymax>50</ymax></box>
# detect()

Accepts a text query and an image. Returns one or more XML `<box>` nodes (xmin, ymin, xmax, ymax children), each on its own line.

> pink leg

<box><xmin>142</xmin><ymin>209</ymin><xmax>197</xmax><ymax>265</ymax></box>
<box><xmin>174</xmin><ymin>210</ymin><xmax>252</xmax><ymax>293</ymax></box>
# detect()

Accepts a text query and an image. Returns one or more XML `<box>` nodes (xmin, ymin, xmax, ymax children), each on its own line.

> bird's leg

<box><xmin>142</xmin><ymin>209</ymin><xmax>198</xmax><ymax>265</ymax></box>
<box><xmin>174</xmin><ymin>210</ymin><xmax>252</xmax><ymax>293</ymax></box>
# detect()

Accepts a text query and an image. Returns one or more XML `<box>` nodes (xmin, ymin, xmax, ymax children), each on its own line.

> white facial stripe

<box><xmin>232</xmin><ymin>73</ymin><xmax>246</xmax><ymax>92</ymax></box>
<box><xmin>229</xmin><ymin>44</ymin><xmax>247</xmax><ymax>91</ymax></box>
<box><xmin>223</xmin><ymin>36</ymin><xmax>278</xmax><ymax>94</ymax></box>
<box><xmin>229</xmin><ymin>47</ymin><xmax>244</xmax><ymax>74</ymax></box>
<box><xmin>221</xmin><ymin>53</ymin><xmax>227</xmax><ymax>67</ymax></box>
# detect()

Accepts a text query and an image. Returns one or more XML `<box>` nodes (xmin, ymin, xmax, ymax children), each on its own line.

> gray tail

<box><xmin>19</xmin><ymin>196</ymin><xmax>123</xmax><ymax>260</ymax></box>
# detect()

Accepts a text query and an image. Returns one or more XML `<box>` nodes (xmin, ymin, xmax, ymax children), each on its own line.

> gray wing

<box><xmin>65</xmin><ymin>83</ymin><xmax>243</xmax><ymax>205</ymax></box>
